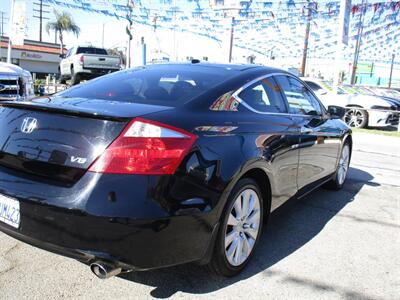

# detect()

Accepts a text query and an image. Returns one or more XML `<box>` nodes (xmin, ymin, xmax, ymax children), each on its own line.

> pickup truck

<box><xmin>0</xmin><ymin>62</ymin><xmax>34</xmax><ymax>101</ymax></box>
<box><xmin>59</xmin><ymin>46</ymin><xmax>121</xmax><ymax>85</ymax></box>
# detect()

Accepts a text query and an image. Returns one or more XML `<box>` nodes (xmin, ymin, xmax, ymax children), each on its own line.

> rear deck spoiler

<box><xmin>0</xmin><ymin>101</ymin><xmax>129</xmax><ymax>122</ymax></box>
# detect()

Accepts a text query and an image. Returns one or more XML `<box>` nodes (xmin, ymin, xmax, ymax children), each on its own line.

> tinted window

<box><xmin>76</xmin><ymin>47</ymin><xmax>108</xmax><ymax>55</ymax></box>
<box><xmin>238</xmin><ymin>77</ymin><xmax>286</xmax><ymax>113</ymax></box>
<box><xmin>57</xmin><ymin>65</ymin><xmax>238</xmax><ymax>106</ymax></box>
<box><xmin>275</xmin><ymin>75</ymin><xmax>323</xmax><ymax>115</ymax></box>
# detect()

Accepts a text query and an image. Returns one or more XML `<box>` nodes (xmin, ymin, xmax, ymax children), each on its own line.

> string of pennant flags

<box><xmin>41</xmin><ymin>0</ymin><xmax>400</xmax><ymax>63</ymax></box>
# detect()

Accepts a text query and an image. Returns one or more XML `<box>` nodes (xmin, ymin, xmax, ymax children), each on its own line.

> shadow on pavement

<box><xmin>368</xmin><ymin>125</ymin><xmax>398</xmax><ymax>132</ymax></box>
<box><xmin>120</xmin><ymin>167</ymin><xmax>377</xmax><ymax>298</ymax></box>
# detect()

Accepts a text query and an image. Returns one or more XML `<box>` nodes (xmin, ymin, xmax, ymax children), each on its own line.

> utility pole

<box><xmin>300</xmin><ymin>0</ymin><xmax>315</xmax><ymax>77</ymax></box>
<box><xmin>33</xmin><ymin>0</ymin><xmax>50</xmax><ymax>42</ymax></box>
<box><xmin>0</xmin><ymin>11</ymin><xmax>9</xmax><ymax>37</ymax></box>
<box><xmin>389</xmin><ymin>53</ymin><xmax>395</xmax><ymax>88</ymax></box>
<box><xmin>0</xmin><ymin>11</ymin><xmax>8</xmax><ymax>61</ymax></box>
<box><xmin>351</xmin><ymin>0</ymin><xmax>367</xmax><ymax>85</ymax></box>
<box><xmin>228</xmin><ymin>16</ymin><xmax>235</xmax><ymax>63</ymax></box>
<box><xmin>0</xmin><ymin>11</ymin><xmax>8</xmax><ymax>59</ymax></box>
<box><xmin>126</xmin><ymin>0</ymin><xmax>134</xmax><ymax>68</ymax></box>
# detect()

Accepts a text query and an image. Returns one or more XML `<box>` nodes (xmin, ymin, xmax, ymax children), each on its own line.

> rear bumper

<box><xmin>0</xmin><ymin>203</ymin><xmax>217</xmax><ymax>270</ymax></box>
<box><xmin>0</xmin><ymin>168</ymin><xmax>220</xmax><ymax>270</ymax></box>
<box><xmin>79</xmin><ymin>68</ymin><xmax>119</xmax><ymax>76</ymax></box>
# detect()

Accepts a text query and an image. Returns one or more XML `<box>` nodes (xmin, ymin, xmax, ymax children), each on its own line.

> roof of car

<box><xmin>141</xmin><ymin>62</ymin><xmax>288</xmax><ymax>76</ymax></box>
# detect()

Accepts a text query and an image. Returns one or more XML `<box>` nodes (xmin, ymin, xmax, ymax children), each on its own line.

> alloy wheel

<box><xmin>224</xmin><ymin>188</ymin><xmax>261</xmax><ymax>267</ymax></box>
<box><xmin>337</xmin><ymin>144</ymin><xmax>350</xmax><ymax>185</ymax></box>
<box><xmin>344</xmin><ymin>108</ymin><xmax>365</xmax><ymax>127</ymax></box>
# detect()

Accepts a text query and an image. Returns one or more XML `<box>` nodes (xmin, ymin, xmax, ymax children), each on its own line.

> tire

<box><xmin>70</xmin><ymin>67</ymin><xmax>80</xmax><ymax>85</ymax></box>
<box><xmin>58</xmin><ymin>76</ymin><xmax>66</xmax><ymax>85</ymax></box>
<box><xmin>208</xmin><ymin>178</ymin><xmax>265</xmax><ymax>277</ymax></box>
<box><xmin>344</xmin><ymin>108</ymin><xmax>368</xmax><ymax>128</ymax></box>
<box><xmin>324</xmin><ymin>142</ymin><xmax>351</xmax><ymax>190</ymax></box>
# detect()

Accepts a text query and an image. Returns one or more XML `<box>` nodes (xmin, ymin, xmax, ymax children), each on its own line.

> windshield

<box><xmin>340</xmin><ymin>85</ymin><xmax>360</xmax><ymax>95</ymax></box>
<box><xmin>319</xmin><ymin>81</ymin><xmax>346</xmax><ymax>95</ymax></box>
<box><xmin>57</xmin><ymin>65</ymin><xmax>238</xmax><ymax>106</ymax></box>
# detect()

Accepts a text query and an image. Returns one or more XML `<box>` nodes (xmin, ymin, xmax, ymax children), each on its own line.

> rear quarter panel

<box><xmin>143</xmin><ymin>108</ymin><xmax>301</xmax><ymax>217</ymax></box>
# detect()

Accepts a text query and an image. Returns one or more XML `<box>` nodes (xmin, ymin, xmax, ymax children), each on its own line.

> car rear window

<box><xmin>57</xmin><ymin>65</ymin><xmax>238</xmax><ymax>106</ymax></box>
<box><xmin>76</xmin><ymin>47</ymin><xmax>108</xmax><ymax>55</ymax></box>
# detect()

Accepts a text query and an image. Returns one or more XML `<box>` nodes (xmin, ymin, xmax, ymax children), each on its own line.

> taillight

<box><xmin>79</xmin><ymin>55</ymin><xmax>84</xmax><ymax>65</ymax></box>
<box><xmin>89</xmin><ymin>118</ymin><xmax>197</xmax><ymax>175</ymax></box>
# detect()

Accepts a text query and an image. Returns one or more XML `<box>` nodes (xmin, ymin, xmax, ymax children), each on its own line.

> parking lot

<box><xmin>0</xmin><ymin>131</ymin><xmax>399</xmax><ymax>300</ymax></box>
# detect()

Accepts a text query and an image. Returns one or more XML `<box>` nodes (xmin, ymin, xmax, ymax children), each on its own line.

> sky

<box><xmin>0</xmin><ymin>0</ymin><xmax>234</xmax><ymax>64</ymax></box>
<box><xmin>0</xmin><ymin>0</ymin><xmax>398</xmax><ymax>81</ymax></box>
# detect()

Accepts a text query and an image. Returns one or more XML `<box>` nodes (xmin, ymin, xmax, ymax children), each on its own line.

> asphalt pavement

<box><xmin>0</xmin><ymin>132</ymin><xmax>399</xmax><ymax>299</ymax></box>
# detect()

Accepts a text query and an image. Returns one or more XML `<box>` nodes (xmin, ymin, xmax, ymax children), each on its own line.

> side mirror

<box><xmin>328</xmin><ymin>105</ymin><xmax>346</xmax><ymax>119</ymax></box>
<box><xmin>59</xmin><ymin>54</ymin><xmax>66</xmax><ymax>59</ymax></box>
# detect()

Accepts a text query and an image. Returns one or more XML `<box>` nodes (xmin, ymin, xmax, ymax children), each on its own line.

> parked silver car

<box><xmin>302</xmin><ymin>78</ymin><xmax>399</xmax><ymax>128</ymax></box>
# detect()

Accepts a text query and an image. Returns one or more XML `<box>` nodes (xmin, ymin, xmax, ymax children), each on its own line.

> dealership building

<box><xmin>0</xmin><ymin>37</ymin><xmax>63</xmax><ymax>78</ymax></box>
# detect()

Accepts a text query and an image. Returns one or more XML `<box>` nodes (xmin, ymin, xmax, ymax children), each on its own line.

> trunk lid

<box><xmin>82</xmin><ymin>54</ymin><xmax>120</xmax><ymax>70</ymax></box>
<box><xmin>0</xmin><ymin>98</ymin><xmax>172</xmax><ymax>185</ymax></box>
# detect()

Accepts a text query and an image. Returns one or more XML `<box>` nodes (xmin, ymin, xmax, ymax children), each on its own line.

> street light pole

<box><xmin>388</xmin><ymin>53</ymin><xmax>395</xmax><ymax>88</ymax></box>
<box><xmin>102</xmin><ymin>23</ymin><xmax>105</xmax><ymax>48</ymax></box>
<box><xmin>228</xmin><ymin>16</ymin><xmax>234</xmax><ymax>63</ymax></box>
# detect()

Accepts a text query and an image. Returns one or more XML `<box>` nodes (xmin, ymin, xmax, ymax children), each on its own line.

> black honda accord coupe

<box><xmin>0</xmin><ymin>63</ymin><xmax>351</xmax><ymax>278</ymax></box>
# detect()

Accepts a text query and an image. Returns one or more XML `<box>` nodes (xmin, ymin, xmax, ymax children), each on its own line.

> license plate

<box><xmin>0</xmin><ymin>194</ymin><xmax>20</xmax><ymax>229</ymax></box>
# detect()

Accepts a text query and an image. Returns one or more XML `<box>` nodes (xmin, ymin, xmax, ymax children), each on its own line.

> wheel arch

<box><xmin>346</xmin><ymin>104</ymin><xmax>364</xmax><ymax>108</ymax></box>
<box><xmin>343</xmin><ymin>133</ymin><xmax>353</xmax><ymax>160</ymax></box>
<box><xmin>217</xmin><ymin>165</ymin><xmax>273</xmax><ymax>219</ymax></box>
<box><xmin>240</xmin><ymin>168</ymin><xmax>272</xmax><ymax>216</ymax></box>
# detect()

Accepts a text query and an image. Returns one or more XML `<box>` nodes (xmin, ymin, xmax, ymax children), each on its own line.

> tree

<box><xmin>46</xmin><ymin>10</ymin><xmax>80</xmax><ymax>55</ymax></box>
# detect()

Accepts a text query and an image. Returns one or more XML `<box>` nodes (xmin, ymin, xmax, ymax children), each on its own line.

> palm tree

<box><xmin>46</xmin><ymin>10</ymin><xmax>80</xmax><ymax>55</ymax></box>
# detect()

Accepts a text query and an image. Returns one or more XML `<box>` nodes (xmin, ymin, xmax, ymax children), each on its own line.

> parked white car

<box><xmin>0</xmin><ymin>62</ymin><xmax>34</xmax><ymax>101</ymax></box>
<box><xmin>59</xmin><ymin>46</ymin><xmax>121</xmax><ymax>85</ymax></box>
<box><xmin>302</xmin><ymin>78</ymin><xmax>400</xmax><ymax>128</ymax></box>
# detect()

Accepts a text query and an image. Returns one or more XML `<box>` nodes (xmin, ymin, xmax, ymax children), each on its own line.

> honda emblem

<box><xmin>21</xmin><ymin>117</ymin><xmax>38</xmax><ymax>134</ymax></box>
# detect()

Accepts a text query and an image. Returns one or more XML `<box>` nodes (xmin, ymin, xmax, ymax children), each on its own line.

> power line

<box><xmin>33</xmin><ymin>0</ymin><xmax>50</xmax><ymax>42</ymax></box>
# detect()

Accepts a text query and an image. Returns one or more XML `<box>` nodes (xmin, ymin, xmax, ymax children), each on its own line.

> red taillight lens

<box><xmin>89</xmin><ymin>118</ymin><xmax>197</xmax><ymax>175</ymax></box>
<box><xmin>79</xmin><ymin>55</ymin><xmax>84</xmax><ymax>65</ymax></box>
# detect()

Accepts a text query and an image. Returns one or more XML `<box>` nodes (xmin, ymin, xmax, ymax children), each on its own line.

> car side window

<box><xmin>275</xmin><ymin>75</ymin><xmax>323</xmax><ymax>116</ymax></box>
<box><xmin>238</xmin><ymin>77</ymin><xmax>286</xmax><ymax>113</ymax></box>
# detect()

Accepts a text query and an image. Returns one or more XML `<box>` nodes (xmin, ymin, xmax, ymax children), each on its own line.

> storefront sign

<box><xmin>21</xmin><ymin>52</ymin><xmax>43</xmax><ymax>59</ymax></box>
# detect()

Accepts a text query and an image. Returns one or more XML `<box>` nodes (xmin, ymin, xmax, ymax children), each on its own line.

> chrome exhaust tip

<box><xmin>90</xmin><ymin>262</ymin><xmax>122</xmax><ymax>279</ymax></box>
